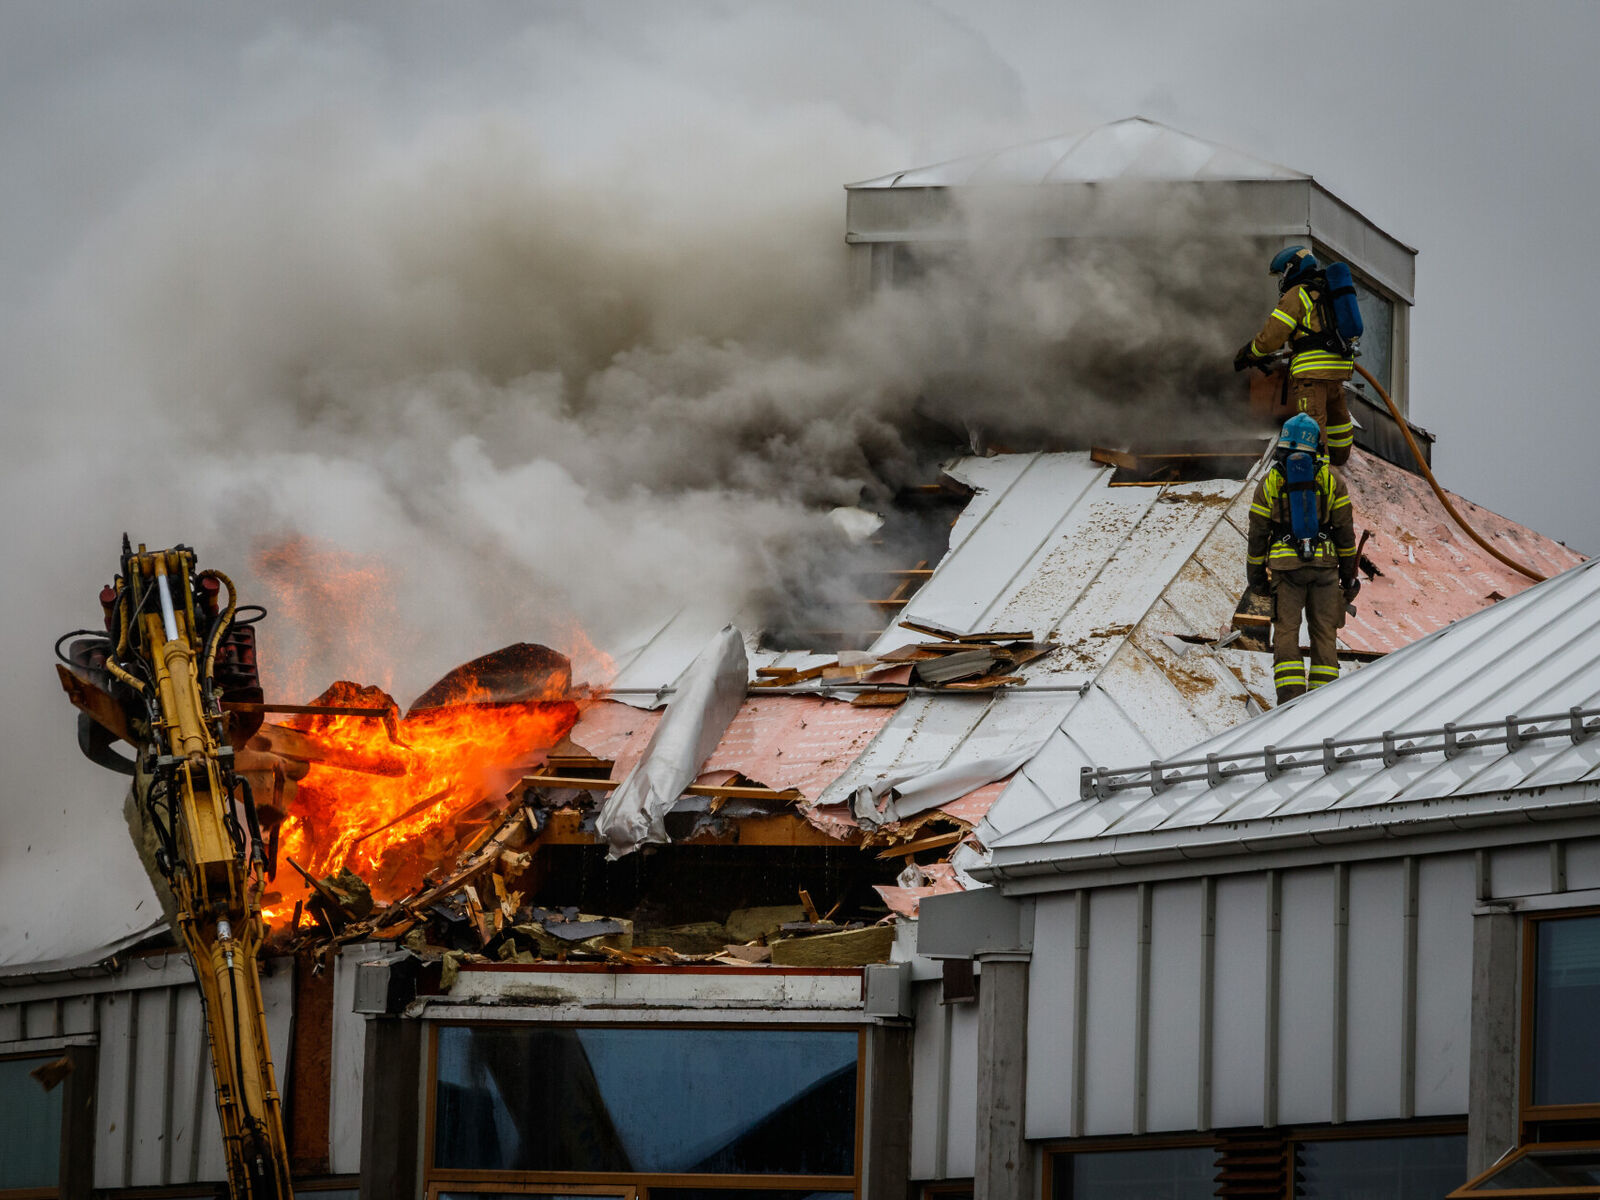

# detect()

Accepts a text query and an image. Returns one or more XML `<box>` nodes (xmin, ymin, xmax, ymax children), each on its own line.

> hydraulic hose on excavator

<box><xmin>1350</xmin><ymin>362</ymin><xmax>1545</xmax><ymax>583</ymax></box>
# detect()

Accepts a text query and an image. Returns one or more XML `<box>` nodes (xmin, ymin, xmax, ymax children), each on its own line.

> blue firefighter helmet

<box><xmin>1277</xmin><ymin>412</ymin><xmax>1322</xmax><ymax>457</ymax></box>
<box><xmin>1269</xmin><ymin>245</ymin><xmax>1319</xmax><ymax>292</ymax></box>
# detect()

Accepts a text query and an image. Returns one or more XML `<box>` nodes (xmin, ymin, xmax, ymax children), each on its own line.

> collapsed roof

<box><xmin>2</xmin><ymin>439</ymin><xmax>1580</xmax><ymax>975</ymax></box>
<box><xmin>542</xmin><ymin>443</ymin><xmax>1580</xmax><ymax>917</ymax></box>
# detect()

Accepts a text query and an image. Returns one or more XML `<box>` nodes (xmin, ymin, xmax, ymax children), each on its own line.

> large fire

<box><xmin>277</xmin><ymin>700</ymin><xmax>575</xmax><ymax>904</ymax></box>
<box><xmin>243</xmin><ymin>537</ymin><xmax>599</xmax><ymax>919</ymax></box>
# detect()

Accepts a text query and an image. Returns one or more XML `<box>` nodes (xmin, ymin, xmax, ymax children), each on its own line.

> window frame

<box><xmin>0</xmin><ymin>1043</ymin><xmax>97</xmax><ymax>1200</ymax></box>
<box><xmin>425</xmin><ymin>1184</ymin><xmax>636</xmax><ymax>1200</ymax></box>
<box><xmin>1306</xmin><ymin>240</ymin><xmax>1406</xmax><ymax>408</ymax></box>
<box><xmin>1521</xmin><ymin>908</ymin><xmax>1600</xmax><ymax>1125</ymax></box>
<box><xmin>1448</xmin><ymin>1139</ymin><xmax>1600</xmax><ymax>1199</ymax></box>
<box><xmin>1290</xmin><ymin>1122</ymin><xmax>1469</xmax><ymax>1199</ymax></box>
<box><xmin>1040</xmin><ymin>1134</ymin><xmax>1221</xmax><ymax>1200</ymax></box>
<box><xmin>423</xmin><ymin>1021</ymin><xmax>865</xmax><ymax>1198</ymax></box>
<box><xmin>1041</xmin><ymin>1122</ymin><xmax>1468</xmax><ymax>1200</ymax></box>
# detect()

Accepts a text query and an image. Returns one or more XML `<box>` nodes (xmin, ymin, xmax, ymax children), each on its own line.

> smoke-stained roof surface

<box><xmin>849</xmin><ymin>116</ymin><xmax>1309</xmax><ymax>188</ymax></box>
<box><xmin>984</xmin><ymin>554</ymin><xmax>1600</xmax><ymax>878</ymax></box>
<box><xmin>2</xmin><ymin>448</ymin><xmax>1577</xmax><ymax>972</ymax></box>
<box><xmin>580</xmin><ymin>447</ymin><xmax>1579</xmax><ymax>853</ymax></box>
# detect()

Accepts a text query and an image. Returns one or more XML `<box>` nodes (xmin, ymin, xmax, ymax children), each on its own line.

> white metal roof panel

<box><xmin>988</xmin><ymin>556</ymin><xmax>1600</xmax><ymax>873</ymax></box>
<box><xmin>827</xmin><ymin>451</ymin><xmax>1264</xmax><ymax>814</ymax></box>
<box><xmin>849</xmin><ymin>118</ymin><xmax>1308</xmax><ymax>189</ymax></box>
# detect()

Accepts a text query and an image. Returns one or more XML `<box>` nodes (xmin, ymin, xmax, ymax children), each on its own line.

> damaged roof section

<box><xmin>15</xmin><ymin>442</ymin><xmax>1579</xmax><ymax>980</ymax></box>
<box><xmin>466</xmin><ymin>444</ymin><xmax>1579</xmax><ymax>898</ymax></box>
<box><xmin>976</xmin><ymin>446</ymin><xmax>1582</xmax><ymax>848</ymax></box>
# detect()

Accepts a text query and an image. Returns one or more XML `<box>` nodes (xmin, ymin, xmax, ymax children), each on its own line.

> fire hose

<box><xmin>1350</xmin><ymin>361</ymin><xmax>1545</xmax><ymax>583</ymax></box>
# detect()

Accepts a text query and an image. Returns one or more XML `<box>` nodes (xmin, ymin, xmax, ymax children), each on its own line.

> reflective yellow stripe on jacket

<box><xmin>1287</xmin><ymin>285</ymin><xmax>1353</xmax><ymax>376</ymax></box>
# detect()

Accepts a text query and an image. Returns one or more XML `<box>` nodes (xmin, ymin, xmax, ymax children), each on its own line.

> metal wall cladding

<box><xmin>0</xmin><ymin>949</ymin><xmax>366</xmax><ymax>1188</ymax></box>
<box><xmin>909</xmin><ymin>979</ymin><xmax>980</xmax><ymax>1181</ymax></box>
<box><xmin>1017</xmin><ymin>850</ymin><xmax>1490</xmax><ymax>1142</ymax></box>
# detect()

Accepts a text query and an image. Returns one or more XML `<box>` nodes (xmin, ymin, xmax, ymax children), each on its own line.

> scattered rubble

<box><xmin>253</xmin><ymin>618</ymin><xmax>1040</xmax><ymax>977</ymax></box>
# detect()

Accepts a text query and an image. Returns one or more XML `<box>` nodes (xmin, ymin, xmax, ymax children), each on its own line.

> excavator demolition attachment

<box><xmin>57</xmin><ymin>537</ymin><xmax>293</xmax><ymax>1200</ymax></box>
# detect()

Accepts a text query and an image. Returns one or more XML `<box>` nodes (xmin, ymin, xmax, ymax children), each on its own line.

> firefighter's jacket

<box><xmin>1248</xmin><ymin>283</ymin><xmax>1354</xmax><ymax>380</ymax></box>
<box><xmin>1247</xmin><ymin>460</ymin><xmax>1358</xmax><ymax>573</ymax></box>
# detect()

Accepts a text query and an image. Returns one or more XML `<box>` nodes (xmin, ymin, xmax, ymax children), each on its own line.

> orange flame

<box><xmin>273</xmin><ymin>684</ymin><xmax>578</xmax><ymax>907</ymax></box>
<box><xmin>246</xmin><ymin>536</ymin><xmax>604</xmax><ymax>911</ymax></box>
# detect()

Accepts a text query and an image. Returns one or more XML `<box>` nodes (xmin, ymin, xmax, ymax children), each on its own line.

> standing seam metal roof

<box><xmin>987</xmin><ymin>555</ymin><xmax>1600</xmax><ymax>872</ymax></box>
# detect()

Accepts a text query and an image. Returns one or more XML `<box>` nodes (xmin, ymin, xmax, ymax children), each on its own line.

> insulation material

<box><xmin>596</xmin><ymin>625</ymin><xmax>749</xmax><ymax>858</ymax></box>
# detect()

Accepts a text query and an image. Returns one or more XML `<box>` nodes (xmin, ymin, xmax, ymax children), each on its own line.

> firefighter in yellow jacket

<box><xmin>1234</xmin><ymin>246</ymin><xmax>1356</xmax><ymax>465</ymax></box>
<box><xmin>1247</xmin><ymin>414</ymin><xmax>1359</xmax><ymax>702</ymax></box>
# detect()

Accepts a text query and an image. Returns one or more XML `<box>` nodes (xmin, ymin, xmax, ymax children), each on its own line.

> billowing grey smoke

<box><xmin>22</xmin><ymin>120</ymin><xmax>1267</xmax><ymax>695</ymax></box>
<box><xmin>0</xmin><ymin>8</ymin><xmax>1278</xmax><ymax>961</ymax></box>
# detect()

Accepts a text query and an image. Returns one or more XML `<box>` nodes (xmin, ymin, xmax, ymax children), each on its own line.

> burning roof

<box><xmin>5</xmin><ymin>443</ymin><xmax>1580</xmax><ymax>977</ymax></box>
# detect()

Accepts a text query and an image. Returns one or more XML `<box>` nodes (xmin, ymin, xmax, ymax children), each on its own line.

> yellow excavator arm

<box><xmin>58</xmin><ymin>538</ymin><xmax>293</xmax><ymax>1200</ymax></box>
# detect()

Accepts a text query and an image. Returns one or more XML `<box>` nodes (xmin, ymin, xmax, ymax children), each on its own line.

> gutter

<box><xmin>977</xmin><ymin>782</ymin><xmax>1600</xmax><ymax>887</ymax></box>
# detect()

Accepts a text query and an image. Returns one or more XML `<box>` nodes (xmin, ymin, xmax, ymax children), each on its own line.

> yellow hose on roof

<box><xmin>1353</xmin><ymin>361</ymin><xmax>1545</xmax><ymax>583</ymax></box>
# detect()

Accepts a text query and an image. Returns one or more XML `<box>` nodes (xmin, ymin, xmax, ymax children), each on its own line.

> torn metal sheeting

<box><xmin>596</xmin><ymin>625</ymin><xmax>749</xmax><ymax>859</ymax></box>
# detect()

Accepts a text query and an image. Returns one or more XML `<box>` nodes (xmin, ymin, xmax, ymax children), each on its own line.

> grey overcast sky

<box><xmin>2</xmin><ymin>2</ymin><xmax>1593</xmax><ymax>541</ymax></box>
<box><xmin>2</xmin><ymin>2</ymin><xmax>1597</xmax><ymax>957</ymax></box>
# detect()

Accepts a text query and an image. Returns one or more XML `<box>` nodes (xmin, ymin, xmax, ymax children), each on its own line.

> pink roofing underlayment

<box><xmin>571</xmin><ymin>694</ymin><xmax>894</xmax><ymax>806</ymax></box>
<box><xmin>1338</xmin><ymin>451</ymin><xmax>1583</xmax><ymax>655</ymax></box>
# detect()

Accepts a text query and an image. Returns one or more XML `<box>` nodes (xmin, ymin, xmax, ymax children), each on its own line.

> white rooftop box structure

<box><xmin>846</xmin><ymin>117</ymin><xmax>1418</xmax><ymax>412</ymax></box>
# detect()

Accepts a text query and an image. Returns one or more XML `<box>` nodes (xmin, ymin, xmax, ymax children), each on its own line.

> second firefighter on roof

<box><xmin>1247</xmin><ymin>414</ymin><xmax>1360</xmax><ymax>704</ymax></box>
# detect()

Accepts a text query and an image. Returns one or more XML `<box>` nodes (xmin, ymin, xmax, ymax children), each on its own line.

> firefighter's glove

<box><xmin>1342</xmin><ymin>576</ymin><xmax>1361</xmax><ymax>603</ymax></box>
<box><xmin>1232</xmin><ymin>344</ymin><xmax>1255</xmax><ymax>373</ymax></box>
<box><xmin>1247</xmin><ymin>566</ymin><xmax>1269</xmax><ymax>593</ymax></box>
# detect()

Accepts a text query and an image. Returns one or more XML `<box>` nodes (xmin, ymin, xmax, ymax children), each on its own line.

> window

<box><xmin>1450</xmin><ymin>1142</ymin><xmax>1600</xmax><ymax>1198</ymax></box>
<box><xmin>432</xmin><ymin>1189</ymin><xmax>632</xmax><ymax>1200</ymax></box>
<box><xmin>429</xmin><ymin>1025</ymin><xmax>861</xmax><ymax>1195</ymax></box>
<box><xmin>1297</xmin><ymin>1133</ymin><xmax>1466</xmax><ymax>1199</ymax></box>
<box><xmin>0</xmin><ymin>1053</ymin><xmax>66</xmax><ymax>1195</ymax></box>
<box><xmin>1531</xmin><ymin>915</ymin><xmax>1600</xmax><ymax>1109</ymax></box>
<box><xmin>1350</xmin><ymin>276</ymin><xmax>1395</xmax><ymax>397</ymax></box>
<box><xmin>1050</xmin><ymin>1146</ymin><xmax>1218</xmax><ymax>1200</ymax></box>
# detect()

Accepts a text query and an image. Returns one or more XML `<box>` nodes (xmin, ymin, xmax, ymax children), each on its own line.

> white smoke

<box><xmin>0</xmin><ymin>7</ymin><xmax>1265</xmax><ymax>954</ymax></box>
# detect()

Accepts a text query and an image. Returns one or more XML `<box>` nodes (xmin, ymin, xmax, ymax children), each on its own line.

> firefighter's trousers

<box><xmin>1271</xmin><ymin>564</ymin><xmax>1343</xmax><ymax>703</ymax></box>
<box><xmin>1289</xmin><ymin>377</ymin><xmax>1354</xmax><ymax>466</ymax></box>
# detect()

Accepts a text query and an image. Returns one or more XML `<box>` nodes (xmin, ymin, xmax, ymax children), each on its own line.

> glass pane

<box><xmin>1535</xmin><ymin>916</ymin><xmax>1600</xmax><ymax>1106</ymax></box>
<box><xmin>1351</xmin><ymin>278</ymin><xmax>1394</xmax><ymax>396</ymax></box>
<box><xmin>0</xmin><ymin>1055</ymin><xmax>64</xmax><ymax>1188</ymax></box>
<box><xmin>1054</xmin><ymin>1146</ymin><xmax>1217</xmax><ymax>1200</ymax></box>
<box><xmin>1298</xmin><ymin>1134</ymin><xmax>1466</xmax><ymax>1199</ymax></box>
<box><xmin>434</xmin><ymin>1026</ymin><xmax>858</xmax><ymax>1175</ymax></box>
<box><xmin>439</xmin><ymin>1194</ymin><xmax>622</xmax><ymax>1200</ymax></box>
<box><xmin>1470</xmin><ymin>1147</ymin><xmax>1600</xmax><ymax>1190</ymax></box>
<box><xmin>652</xmin><ymin>1191</ymin><xmax>853</xmax><ymax>1200</ymax></box>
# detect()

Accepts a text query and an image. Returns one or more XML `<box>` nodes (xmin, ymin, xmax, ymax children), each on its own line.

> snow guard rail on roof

<box><xmin>1080</xmin><ymin>705</ymin><xmax>1600</xmax><ymax>801</ymax></box>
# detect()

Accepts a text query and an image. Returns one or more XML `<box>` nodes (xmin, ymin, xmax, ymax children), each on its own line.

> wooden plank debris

<box><xmin>850</xmin><ymin>691</ymin><xmax>908</xmax><ymax>708</ymax></box>
<box><xmin>942</xmin><ymin>675</ymin><xmax>1025</xmax><ymax>691</ymax></box>
<box><xmin>875</xmin><ymin>831</ymin><xmax>966</xmax><ymax>859</ymax></box>
<box><xmin>221</xmin><ymin>701</ymin><xmax>391</xmax><ymax>718</ymax></box>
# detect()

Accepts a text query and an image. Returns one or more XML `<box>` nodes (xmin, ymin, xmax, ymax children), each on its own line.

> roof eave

<box><xmin>978</xmin><ymin>780</ymin><xmax>1600</xmax><ymax>891</ymax></box>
